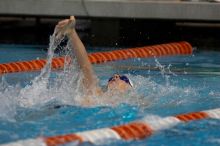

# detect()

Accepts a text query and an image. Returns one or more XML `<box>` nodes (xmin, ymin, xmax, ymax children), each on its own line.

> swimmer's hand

<box><xmin>55</xmin><ymin>16</ymin><xmax>76</xmax><ymax>39</ymax></box>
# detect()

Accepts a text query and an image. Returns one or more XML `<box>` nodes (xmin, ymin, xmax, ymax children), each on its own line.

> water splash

<box><xmin>0</xmin><ymin>32</ymin><xmax>199</xmax><ymax>120</ymax></box>
<box><xmin>17</xmin><ymin>33</ymin><xmax>60</xmax><ymax>108</ymax></box>
<box><xmin>17</xmin><ymin>34</ymin><xmax>84</xmax><ymax>108</ymax></box>
<box><xmin>0</xmin><ymin>30</ymin><xmax>84</xmax><ymax>119</ymax></box>
<box><xmin>0</xmin><ymin>77</ymin><xmax>19</xmax><ymax>120</ymax></box>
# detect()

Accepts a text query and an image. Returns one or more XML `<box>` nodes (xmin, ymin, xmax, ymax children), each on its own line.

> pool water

<box><xmin>0</xmin><ymin>44</ymin><xmax>220</xmax><ymax>146</ymax></box>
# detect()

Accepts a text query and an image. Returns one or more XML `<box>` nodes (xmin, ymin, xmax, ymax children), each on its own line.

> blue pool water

<box><xmin>0</xmin><ymin>44</ymin><xmax>220</xmax><ymax>146</ymax></box>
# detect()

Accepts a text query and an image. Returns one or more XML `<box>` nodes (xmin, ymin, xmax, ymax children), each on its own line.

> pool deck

<box><xmin>0</xmin><ymin>0</ymin><xmax>220</xmax><ymax>21</ymax></box>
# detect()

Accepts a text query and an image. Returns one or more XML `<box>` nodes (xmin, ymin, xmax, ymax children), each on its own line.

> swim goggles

<box><xmin>108</xmin><ymin>74</ymin><xmax>133</xmax><ymax>87</ymax></box>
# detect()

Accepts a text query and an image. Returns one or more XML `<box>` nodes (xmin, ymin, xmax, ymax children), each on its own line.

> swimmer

<box><xmin>55</xmin><ymin>16</ymin><xmax>133</xmax><ymax>105</ymax></box>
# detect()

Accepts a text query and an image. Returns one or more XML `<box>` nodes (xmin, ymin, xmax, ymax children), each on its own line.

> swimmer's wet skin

<box><xmin>55</xmin><ymin>16</ymin><xmax>133</xmax><ymax>104</ymax></box>
<box><xmin>106</xmin><ymin>74</ymin><xmax>133</xmax><ymax>93</ymax></box>
<box><xmin>108</xmin><ymin>74</ymin><xmax>133</xmax><ymax>87</ymax></box>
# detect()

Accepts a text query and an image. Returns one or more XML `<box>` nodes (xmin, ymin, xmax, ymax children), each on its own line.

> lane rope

<box><xmin>0</xmin><ymin>41</ymin><xmax>192</xmax><ymax>74</ymax></box>
<box><xmin>2</xmin><ymin>108</ymin><xmax>220</xmax><ymax>146</ymax></box>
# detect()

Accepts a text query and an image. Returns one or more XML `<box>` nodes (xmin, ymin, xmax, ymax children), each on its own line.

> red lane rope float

<box><xmin>1</xmin><ymin>108</ymin><xmax>220</xmax><ymax>146</ymax></box>
<box><xmin>0</xmin><ymin>57</ymin><xmax>68</xmax><ymax>74</ymax></box>
<box><xmin>0</xmin><ymin>41</ymin><xmax>192</xmax><ymax>74</ymax></box>
<box><xmin>175</xmin><ymin>111</ymin><xmax>209</xmax><ymax>122</ymax></box>
<box><xmin>44</xmin><ymin>134</ymin><xmax>83</xmax><ymax>146</ymax></box>
<box><xmin>111</xmin><ymin>122</ymin><xmax>153</xmax><ymax>140</ymax></box>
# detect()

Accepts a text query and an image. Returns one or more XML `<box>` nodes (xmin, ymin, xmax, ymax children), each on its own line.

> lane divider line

<box><xmin>0</xmin><ymin>41</ymin><xmax>192</xmax><ymax>74</ymax></box>
<box><xmin>1</xmin><ymin>108</ymin><xmax>220</xmax><ymax>146</ymax></box>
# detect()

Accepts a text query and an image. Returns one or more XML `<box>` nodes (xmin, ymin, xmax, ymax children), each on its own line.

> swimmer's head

<box><xmin>107</xmin><ymin>74</ymin><xmax>133</xmax><ymax>92</ymax></box>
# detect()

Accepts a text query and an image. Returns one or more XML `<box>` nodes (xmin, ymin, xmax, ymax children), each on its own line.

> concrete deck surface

<box><xmin>0</xmin><ymin>0</ymin><xmax>220</xmax><ymax>21</ymax></box>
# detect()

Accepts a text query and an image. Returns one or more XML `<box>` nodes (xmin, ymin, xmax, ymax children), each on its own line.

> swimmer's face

<box><xmin>107</xmin><ymin>74</ymin><xmax>132</xmax><ymax>92</ymax></box>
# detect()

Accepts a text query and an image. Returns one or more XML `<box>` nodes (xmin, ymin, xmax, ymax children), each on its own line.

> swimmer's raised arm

<box><xmin>55</xmin><ymin>16</ymin><xmax>101</xmax><ymax>94</ymax></box>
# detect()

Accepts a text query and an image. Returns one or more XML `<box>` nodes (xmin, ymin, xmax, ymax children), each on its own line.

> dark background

<box><xmin>0</xmin><ymin>16</ymin><xmax>220</xmax><ymax>50</ymax></box>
